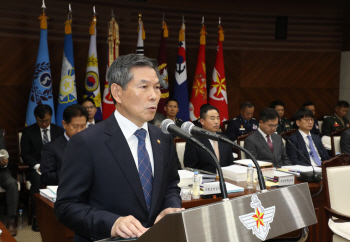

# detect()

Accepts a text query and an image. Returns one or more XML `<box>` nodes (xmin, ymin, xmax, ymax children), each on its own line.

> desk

<box><xmin>182</xmin><ymin>179</ymin><xmax>324</xmax><ymax>242</ymax></box>
<box><xmin>0</xmin><ymin>221</ymin><xmax>16</xmax><ymax>242</ymax></box>
<box><xmin>35</xmin><ymin>193</ymin><xmax>74</xmax><ymax>242</ymax></box>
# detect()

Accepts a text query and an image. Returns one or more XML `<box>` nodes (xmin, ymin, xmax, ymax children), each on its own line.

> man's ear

<box><xmin>296</xmin><ymin>120</ymin><xmax>301</xmax><ymax>127</ymax></box>
<box><xmin>200</xmin><ymin>118</ymin><xmax>204</xmax><ymax>126</ymax></box>
<box><xmin>111</xmin><ymin>83</ymin><xmax>122</xmax><ymax>104</ymax></box>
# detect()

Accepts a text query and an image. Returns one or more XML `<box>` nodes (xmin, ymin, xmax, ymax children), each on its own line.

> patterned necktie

<box><xmin>42</xmin><ymin>129</ymin><xmax>49</xmax><ymax>144</ymax></box>
<box><xmin>134</xmin><ymin>128</ymin><xmax>153</xmax><ymax>211</ymax></box>
<box><xmin>88</xmin><ymin>123</ymin><xmax>93</xmax><ymax>128</ymax></box>
<box><xmin>266</xmin><ymin>135</ymin><xmax>273</xmax><ymax>154</ymax></box>
<box><xmin>212</xmin><ymin>140</ymin><xmax>220</xmax><ymax>162</ymax></box>
<box><xmin>307</xmin><ymin>135</ymin><xmax>322</xmax><ymax>166</ymax></box>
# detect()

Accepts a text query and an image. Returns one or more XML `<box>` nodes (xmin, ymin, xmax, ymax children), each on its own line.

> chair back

<box><xmin>331</xmin><ymin>128</ymin><xmax>349</xmax><ymax>157</ymax></box>
<box><xmin>17</xmin><ymin>128</ymin><xmax>24</xmax><ymax>163</ymax></box>
<box><xmin>318</xmin><ymin>120</ymin><xmax>323</xmax><ymax>134</ymax></box>
<box><xmin>280</xmin><ymin>129</ymin><xmax>298</xmax><ymax>147</ymax></box>
<box><xmin>237</xmin><ymin>131</ymin><xmax>254</xmax><ymax>159</ymax></box>
<box><xmin>322</xmin><ymin>153</ymin><xmax>350</xmax><ymax>216</ymax></box>
<box><xmin>174</xmin><ymin>138</ymin><xmax>186</xmax><ymax>169</ymax></box>
<box><xmin>222</xmin><ymin>120</ymin><xmax>230</xmax><ymax>134</ymax></box>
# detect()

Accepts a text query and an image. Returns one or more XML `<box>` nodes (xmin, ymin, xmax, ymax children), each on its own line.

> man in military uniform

<box><xmin>322</xmin><ymin>100</ymin><xmax>350</xmax><ymax>136</ymax></box>
<box><xmin>164</xmin><ymin>98</ymin><xmax>183</xmax><ymax>138</ymax></box>
<box><xmin>226</xmin><ymin>102</ymin><xmax>259</xmax><ymax>142</ymax></box>
<box><xmin>270</xmin><ymin>100</ymin><xmax>292</xmax><ymax>134</ymax></box>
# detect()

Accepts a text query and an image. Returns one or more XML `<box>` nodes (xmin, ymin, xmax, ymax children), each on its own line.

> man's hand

<box><xmin>0</xmin><ymin>159</ymin><xmax>8</xmax><ymax>167</ymax></box>
<box><xmin>111</xmin><ymin>216</ymin><xmax>148</xmax><ymax>239</ymax></box>
<box><xmin>154</xmin><ymin>207</ymin><xmax>185</xmax><ymax>224</ymax></box>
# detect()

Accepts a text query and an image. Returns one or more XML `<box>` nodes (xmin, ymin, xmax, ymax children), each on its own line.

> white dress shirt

<box><xmin>298</xmin><ymin>130</ymin><xmax>321</xmax><ymax>167</ymax></box>
<box><xmin>258</xmin><ymin>128</ymin><xmax>273</xmax><ymax>144</ymax></box>
<box><xmin>86</xmin><ymin>119</ymin><xmax>96</xmax><ymax>128</ymax></box>
<box><xmin>114</xmin><ymin>110</ymin><xmax>154</xmax><ymax>175</ymax></box>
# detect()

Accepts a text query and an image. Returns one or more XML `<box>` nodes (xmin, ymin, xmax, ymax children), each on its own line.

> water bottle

<box><xmin>18</xmin><ymin>209</ymin><xmax>23</xmax><ymax>229</ymax></box>
<box><xmin>247</xmin><ymin>164</ymin><xmax>254</xmax><ymax>190</ymax></box>
<box><xmin>192</xmin><ymin>171</ymin><xmax>200</xmax><ymax>199</ymax></box>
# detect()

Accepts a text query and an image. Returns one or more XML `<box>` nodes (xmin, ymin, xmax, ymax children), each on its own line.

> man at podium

<box><xmin>55</xmin><ymin>54</ymin><xmax>182</xmax><ymax>241</ymax></box>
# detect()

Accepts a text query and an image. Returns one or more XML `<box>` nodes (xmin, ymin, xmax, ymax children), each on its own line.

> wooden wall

<box><xmin>0</xmin><ymin>0</ymin><xmax>346</xmax><ymax>160</ymax></box>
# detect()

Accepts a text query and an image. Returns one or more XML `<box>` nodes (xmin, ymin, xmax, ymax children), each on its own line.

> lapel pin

<box><xmin>157</xmin><ymin>139</ymin><xmax>161</xmax><ymax>144</ymax></box>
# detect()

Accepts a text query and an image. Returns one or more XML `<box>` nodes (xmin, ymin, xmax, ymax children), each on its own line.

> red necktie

<box><xmin>266</xmin><ymin>135</ymin><xmax>273</xmax><ymax>154</ymax></box>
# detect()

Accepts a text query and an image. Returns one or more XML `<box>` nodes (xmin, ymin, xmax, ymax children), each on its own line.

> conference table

<box><xmin>0</xmin><ymin>221</ymin><xmax>17</xmax><ymax>242</ymax></box>
<box><xmin>35</xmin><ymin>179</ymin><xmax>325</xmax><ymax>242</ymax></box>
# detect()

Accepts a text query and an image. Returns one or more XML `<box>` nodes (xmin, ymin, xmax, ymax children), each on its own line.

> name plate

<box><xmin>278</xmin><ymin>176</ymin><xmax>295</xmax><ymax>186</ymax></box>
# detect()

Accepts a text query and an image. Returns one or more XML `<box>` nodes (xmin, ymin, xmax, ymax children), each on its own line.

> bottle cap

<box><xmin>194</xmin><ymin>171</ymin><xmax>199</xmax><ymax>175</ymax></box>
<box><xmin>248</xmin><ymin>164</ymin><xmax>252</xmax><ymax>167</ymax></box>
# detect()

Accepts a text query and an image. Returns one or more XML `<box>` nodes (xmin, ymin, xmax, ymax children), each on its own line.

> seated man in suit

<box><xmin>286</xmin><ymin>108</ymin><xmax>330</xmax><ymax>166</ymax></box>
<box><xmin>226</xmin><ymin>101</ymin><xmax>259</xmax><ymax>142</ymax></box>
<box><xmin>340</xmin><ymin>128</ymin><xmax>350</xmax><ymax>154</ymax></box>
<box><xmin>244</xmin><ymin>108</ymin><xmax>291</xmax><ymax>167</ymax></box>
<box><xmin>192</xmin><ymin>104</ymin><xmax>211</xmax><ymax>128</ymax></box>
<box><xmin>184</xmin><ymin>105</ymin><xmax>234</xmax><ymax>173</ymax></box>
<box><xmin>322</xmin><ymin>100</ymin><xmax>350</xmax><ymax>136</ymax></box>
<box><xmin>41</xmin><ymin>104</ymin><xmax>88</xmax><ymax>186</ymax></box>
<box><xmin>81</xmin><ymin>97</ymin><xmax>101</xmax><ymax>128</ymax></box>
<box><xmin>55</xmin><ymin>54</ymin><xmax>182</xmax><ymax>241</ymax></box>
<box><xmin>21</xmin><ymin>104</ymin><xmax>64</xmax><ymax>231</ymax></box>
<box><xmin>0</xmin><ymin>130</ymin><xmax>18</xmax><ymax>236</ymax></box>
<box><xmin>293</xmin><ymin>101</ymin><xmax>321</xmax><ymax>136</ymax></box>
<box><xmin>270</xmin><ymin>100</ymin><xmax>292</xmax><ymax>134</ymax></box>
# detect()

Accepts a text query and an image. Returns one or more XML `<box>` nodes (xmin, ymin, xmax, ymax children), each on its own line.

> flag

<box><xmin>136</xmin><ymin>14</ymin><xmax>145</xmax><ymax>55</ymax></box>
<box><xmin>83</xmin><ymin>12</ymin><xmax>102</xmax><ymax>120</ymax></box>
<box><xmin>102</xmin><ymin>13</ymin><xmax>119</xmax><ymax>120</ymax></box>
<box><xmin>189</xmin><ymin>23</ymin><xmax>207</xmax><ymax>121</ymax></box>
<box><xmin>56</xmin><ymin>11</ymin><xmax>77</xmax><ymax>126</ymax></box>
<box><xmin>209</xmin><ymin>23</ymin><xmax>229</xmax><ymax>124</ymax></box>
<box><xmin>156</xmin><ymin>20</ymin><xmax>169</xmax><ymax>115</ymax></box>
<box><xmin>173</xmin><ymin>21</ymin><xmax>190</xmax><ymax>122</ymax></box>
<box><xmin>25</xmin><ymin>8</ymin><xmax>55</xmax><ymax>126</ymax></box>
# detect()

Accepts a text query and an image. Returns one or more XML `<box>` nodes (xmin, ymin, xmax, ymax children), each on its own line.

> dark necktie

<box><xmin>88</xmin><ymin>123</ymin><xmax>93</xmax><ymax>128</ymax></box>
<box><xmin>42</xmin><ymin>129</ymin><xmax>49</xmax><ymax>144</ymax></box>
<box><xmin>266</xmin><ymin>135</ymin><xmax>273</xmax><ymax>154</ymax></box>
<box><xmin>307</xmin><ymin>135</ymin><xmax>321</xmax><ymax>166</ymax></box>
<box><xmin>134</xmin><ymin>128</ymin><xmax>153</xmax><ymax>211</ymax></box>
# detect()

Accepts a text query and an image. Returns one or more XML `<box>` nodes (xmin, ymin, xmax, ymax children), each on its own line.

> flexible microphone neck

<box><xmin>182</xmin><ymin>122</ymin><xmax>267</xmax><ymax>191</ymax></box>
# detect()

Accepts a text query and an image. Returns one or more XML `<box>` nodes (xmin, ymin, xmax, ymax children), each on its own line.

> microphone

<box><xmin>282</xmin><ymin>136</ymin><xmax>322</xmax><ymax>183</ymax></box>
<box><xmin>161</xmin><ymin>119</ymin><xmax>228</xmax><ymax>200</ymax></box>
<box><xmin>181</xmin><ymin>122</ymin><xmax>267</xmax><ymax>191</ymax></box>
<box><xmin>0</xmin><ymin>149</ymin><xmax>9</xmax><ymax>159</ymax></box>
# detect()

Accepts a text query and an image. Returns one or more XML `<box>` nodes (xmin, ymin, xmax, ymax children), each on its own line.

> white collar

<box><xmin>114</xmin><ymin>109</ymin><xmax>149</xmax><ymax>140</ymax></box>
<box><xmin>40</xmin><ymin>125</ymin><xmax>51</xmax><ymax>132</ymax></box>
<box><xmin>298</xmin><ymin>129</ymin><xmax>311</xmax><ymax>138</ymax></box>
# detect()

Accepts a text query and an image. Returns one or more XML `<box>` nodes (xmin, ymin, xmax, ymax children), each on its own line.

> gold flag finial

<box><xmin>89</xmin><ymin>7</ymin><xmax>97</xmax><ymax>35</ymax></box>
<box><xmin>138</xmin><ymin>13</ymin><xmax>142</xmax><ymax>19</ymax></box>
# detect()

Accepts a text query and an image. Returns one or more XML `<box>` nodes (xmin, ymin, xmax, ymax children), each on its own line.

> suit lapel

<box><xmin>271</xmin><ymin>134</ymin><xmax>279</xmax><ymax>161</ymax></box>
<box><xmin>148</xmin><ymin>124</ymin><xmax>163</xmax><ymax>217</ymax></box>
<box><xmin>104</xmin><ymin>115</ymin><xmax>148</xmax><ymax>212</ymax></box>
<box><xmin>256</xmin><ymin>132</ymin><xmax>273</xmax><ymax>156</ymax></box>
<box><xmin>34</xmin><ymin>124</ymin><xmax>43</xmax><ymax>150</ymax></box>
<box><xmin>296</xmin><ymin>132</ymin><xmax>309</xmax><ymax>160</ymax></box>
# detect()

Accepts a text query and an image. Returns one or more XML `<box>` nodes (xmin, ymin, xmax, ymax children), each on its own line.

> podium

<box><xmin>100</xmin><ymin>183</ymin><xmax>317</xmax><ymax>242</ymax></box>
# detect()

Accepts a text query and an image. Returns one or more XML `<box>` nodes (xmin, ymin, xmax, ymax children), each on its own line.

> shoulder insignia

<box><xmin>252</xmin><ymin>118</ymin><xmax>256</xmax><ymax>120</ymax></box>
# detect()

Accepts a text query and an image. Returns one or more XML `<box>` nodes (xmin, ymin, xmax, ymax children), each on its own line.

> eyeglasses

<box><xmin>37</xmin><ymin>118</ymin><xmax>51</xmax><ymax>124</ymax></box>
<box><xmin>301</xmin><ymin>118</ymin><xmax>314</xmax><ymax>123</ymax></box>
<box><xmin>83</xmin><ymin>105</ymin><xmax>95</xmax><ymax>110</ymax></box>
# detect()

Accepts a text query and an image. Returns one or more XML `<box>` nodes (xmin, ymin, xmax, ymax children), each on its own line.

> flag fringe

<box><xmin>39</xmin><ymin>10</ymin><xmax>49</xmax><ymax>30</ymax></box>
<box><xmin>218</xmin><ymin>26</ymin><xmax>224</xmax><ymax>41</ymax></box>
<box><xmin>163</xmin><ymin>22</ymin><xmax>168</xmax><ymax>38</ymax></box>
<box><xmin>200</xmin><ymin>25</ymin><xmax>207</xmax><ymax>45</ymax></box>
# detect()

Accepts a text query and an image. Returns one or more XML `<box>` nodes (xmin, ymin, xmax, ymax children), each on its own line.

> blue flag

<box><xmin>56</xmin><ymin>13</ymin><xmax>77</xmax><ymax>126</ymax></box>
<box><xmin>25</xmin><ymin>11</ymin><xmax>55</xmax><ymax>126</ymax></box>
<box><xmin>173</xmin><ymin>22</ymin><xmax>189</xmax><ymax>121</ymax></box>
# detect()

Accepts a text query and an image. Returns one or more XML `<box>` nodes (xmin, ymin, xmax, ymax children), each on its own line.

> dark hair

<box><xmin>80</xmin><ymin>97</ymin><xmax>96</xmax><ymax>106</ymax></box>
<box><xmin>200</xmin><ymin>105</ymin><xmax>219</xmax><ymax>119</ymax></box>
<box><xmin>270</xmin><ymin>100</ymin><xmax>285</xmax><ymax>108</ymax></box>
<box><xmin>302</xmin><ymin>101</ymin><xmax>315</xmax><ymax>107</ymax></box>
<box><xmin>241</xmin><ymin>102</ymin><xmax>254</xmax><ymax>110</ymax></box>
<box><xmin>63</xmin><ymin>104</ymin><xmax>89</xmax><ymax>124</ymax></box>
<box><xmin>293</xmin><ymin>107</ymin><xmax>314</xmax><ymax>121</ymax></box>
<box><xmin>165</xmin><ymin>98</ymin><xmax>178</xmax><ymax>106</ymax></box>
<box><xmin>259</xmin><ymin>108</ymin><xmax>279</xmax><ymax>123</ymax></box>
<box><xmin>336</xmin><ymin>100</ymin><xmax>350</xmax><ymax>108</ymax></box>
<box><xmin>34</xmin><ymin>104</ymin><xmax>52</xmax><ymax>119</ymax></box>
<box><xmin>200</xmin><ymin>104</ymin><xmax>210</xmax><ymax>110</ymax></box>
<box><xmin>149</xmin><ymin>113</ymin><xmax>166</xmax><ymax>127</ymax></box>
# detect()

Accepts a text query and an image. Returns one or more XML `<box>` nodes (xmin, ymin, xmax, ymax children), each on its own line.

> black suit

<box><xmin>21</xmin><ymin>123</ymin><xmax>63</xmax><ymax>215</ymax></box>
<box><xmin>286</xmin><ymin>131</ymin><xmax>330</xmax><ymax>166</ymax></box>
<box><xmin>184</xmin><ymin>134</ymin><xmax>234</xmax><ymax>173</ymax></box>
<box><xmin>341</xmin><ymin>129</ymin><xmax>350</xmax><ymax>154</ymax></box>
<box><xmin>40</xmin><ymin>134</ymin><xmax>68</xmax><ymax>186</ymax></box>
<box><xmin>54</xmin><ymin>115</ymin><xmax>181</xmax><ymax>242</ymax></box>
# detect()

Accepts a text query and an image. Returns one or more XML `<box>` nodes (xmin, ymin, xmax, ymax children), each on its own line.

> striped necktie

<box><xmin>42</xmin><ymin>129</ymin><xmax>49</xmax><ymax>144</ymax></box>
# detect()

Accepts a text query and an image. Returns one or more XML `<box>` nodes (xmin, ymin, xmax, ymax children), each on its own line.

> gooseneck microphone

<box><xmin>181</xmin><ymin>121</ymin><xmax>267</xmax><ymax>191</ymax></box>
<box><xmin>282</xmin><ymin>136</ymin><xmax>322</xmax><ymax>183</ymax></box>
<box><xmin>161</xmin><ymin>119</ymin><xmax>228</xmax><ymax>200</ymax></box>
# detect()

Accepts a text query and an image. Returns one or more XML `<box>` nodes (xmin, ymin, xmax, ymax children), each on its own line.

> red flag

<box><xmin>189</xmin><ymin>24</ymin><xmax>207</xmax><ymax>121</ymax></box>
<box><xmin>102</xmin><ymin>14</ymin><xmax>119</xmax><ymax>120</ymax></box>
<box><xmin>209</xmin><ymin>24</ymin><xmax>228</xmax><ymax>124</ymax></box>
<box><xmin>156</xmin><ymin>21</ymin><xmax>169</xmax><ymax>115</ymax></box>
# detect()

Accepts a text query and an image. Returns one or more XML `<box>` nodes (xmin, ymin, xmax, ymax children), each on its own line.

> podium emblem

<box><xmin>239</xmin><ymin>194</ymin><xmax>275</xmax><ymax>240</ymax></box>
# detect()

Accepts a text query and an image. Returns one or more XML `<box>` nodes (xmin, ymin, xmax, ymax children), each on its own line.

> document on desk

<box><xmin>234</xmin><ymin>159</ymin><xmax>273</xmax><ymax>167</ymax></box>
<box><xmin>281</xmin><ymin>165</ymin><xmax>321</xmax><ymax>173</ymax></box>
<box><xmin>97</xmin><ymin>237</ymin><xmax>138</xmax><ymax>241</ymax></box>
<box><xmin>39</xmin><ymin>189</ymin><xmax>56</xmax><ymax>202</ymax></box>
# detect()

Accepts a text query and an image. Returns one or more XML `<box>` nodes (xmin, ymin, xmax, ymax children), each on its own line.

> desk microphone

<box><xmin>161</xmin><ymin>119</ymin><xmax>228</xmax><ymax>200</ymax></box>
<box><xmin>282</xmin><ymin>136</ymin><xmax>322</xmax><ymax>183</ymax></box>
<box><xmin>0</xmin><ymin>149</ymin><xmax>9</xmax><ymax>159</ymax></box>
<box><xmin>181</xmin><ymin>121</ymin><xmax>266</xmax><ymax>191</ymax></box>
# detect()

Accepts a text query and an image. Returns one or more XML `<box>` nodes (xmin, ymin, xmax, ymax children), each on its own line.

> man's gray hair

<box><xmin>107</xmin><ymin>54</ymin><xmax>161</xmax><ymax>91</ymax></box>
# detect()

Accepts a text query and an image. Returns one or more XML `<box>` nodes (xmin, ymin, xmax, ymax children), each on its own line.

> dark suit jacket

<box><xmin>341</xmin><ymin>129</ymin><xmax>350</xmax><ymax>154</ymax></box>
<box><xmin>286</xmin><ymin>131</ymin><xmax>330</xmax><ymax>166</ymax></box>
<box><xmin>21</xmin><ymin>123</ymin><xmax>64</xmax><ymax>168</ymax></box>
<box><xmin>54</xmin><ymin>115</ymin><xmax>181</xmax><ymax>242</ymax></box>
<box><xmin>184</xmin><ymin>134</ymin><xmax>235</xmax><ymax>173</ymax></box>
<box><xmin>244</xmin><ymin>131</ymin><xmax>291</xmax><ymax>168</ymax></box>
<box><xmin>40</xmin><ymin>134</ymin><xmax>68</xmax><ymax>186</ymax></box>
